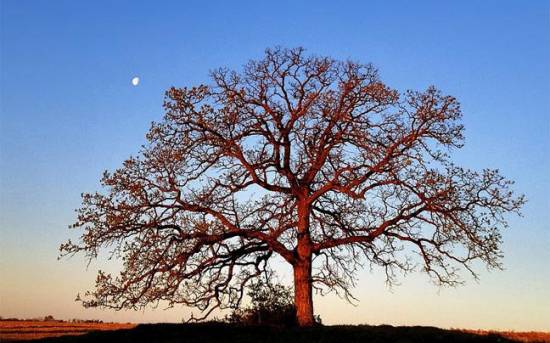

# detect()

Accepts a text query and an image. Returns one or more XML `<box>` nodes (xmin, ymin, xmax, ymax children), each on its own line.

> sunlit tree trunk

<box><xmin>293</xmin><ymin>254</ymin><xmax>314</xmax><ymax>326</ymax></box>
<box><xmin>293</xmin><ymin>200</ymin><xmax>315</xmax><ymax>327</ymax></box>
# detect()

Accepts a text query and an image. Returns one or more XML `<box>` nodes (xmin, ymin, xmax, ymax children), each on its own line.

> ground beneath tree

<box><xmin>2</xmin><ymin>322</ymin><xmax>549</xmax><ymax>343</ymax></box>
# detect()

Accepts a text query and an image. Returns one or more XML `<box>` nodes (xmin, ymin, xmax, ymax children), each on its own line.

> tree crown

<box><xmin>61</xmin><ymin>47</ymin><xmax>525</xmax><ymax>319</ymax></box>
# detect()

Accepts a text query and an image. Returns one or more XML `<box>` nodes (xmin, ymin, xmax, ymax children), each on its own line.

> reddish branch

<box><xmin>61</xmin><ymin>47</ymin><xmax>524</xmax><ymax>327</ymax></box>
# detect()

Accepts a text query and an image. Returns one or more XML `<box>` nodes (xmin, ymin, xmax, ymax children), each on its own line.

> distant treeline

<box><xmin>0</xmin><ymin>315</ymin><xmax>104</xmax><ymax>323</ymax></box>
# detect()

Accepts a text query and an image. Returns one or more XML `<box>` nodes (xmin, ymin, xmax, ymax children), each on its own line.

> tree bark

<box><xmin>293</xmin><ymin>256</ymin><xmax>314</xmax><ymax>326</ymax></box>
<box><xmin>293</xmin><ymin>199</ymin><xmax>315</xmax><ymax>327</ymax></box>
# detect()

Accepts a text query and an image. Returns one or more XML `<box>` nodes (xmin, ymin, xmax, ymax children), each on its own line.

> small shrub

<box><xmin>226</xmin><ymin>279</ymin><xmax>297</xmax><ymax>327</ymax></box>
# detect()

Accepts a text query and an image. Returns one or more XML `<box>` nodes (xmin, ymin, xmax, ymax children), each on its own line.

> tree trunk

<box><xmin>293</xmin><ymin>257</ymin><xmax>314</xmax><ymax>327</ymax></box>
<box><xmin>294</xmin><ymin>199</ymin><xmax>315</xmax><ymax>327</ymax></box>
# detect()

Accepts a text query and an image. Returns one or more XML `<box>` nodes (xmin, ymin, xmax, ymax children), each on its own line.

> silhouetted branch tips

<box><xmin>61</xmin><ymin>47</ymin><xmax>525</xmax><ymax>327</ymax></box>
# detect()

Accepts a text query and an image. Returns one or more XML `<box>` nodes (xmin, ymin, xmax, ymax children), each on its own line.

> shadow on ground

<box><xmin>23</xmin><ymin>322</ymin><xmax>517</xmax><ymax>343</ymax></box>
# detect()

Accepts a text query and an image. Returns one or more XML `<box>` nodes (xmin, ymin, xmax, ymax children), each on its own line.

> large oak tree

<box><xmin>61</xmin><ymin>47</ymin><xmax>524</xmax><ymax>326</ymax></box>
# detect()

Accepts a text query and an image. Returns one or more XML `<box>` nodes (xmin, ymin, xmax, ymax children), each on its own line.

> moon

<box><xmin>131</xmin><ymin>77</ymin><xmax>140</xmax><ymax>86</ymax></box>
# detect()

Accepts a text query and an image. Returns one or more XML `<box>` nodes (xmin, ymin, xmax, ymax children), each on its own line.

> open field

<box><xmin>460</xmin><ymin>330</ymin><xmax>550</xmax><ymax>343</ymax></box>
<box><xmin>0</xmin><ymin>321</ymin><xmax>135</xmax><ymax>341</ymax></box>
<box><xmin>1</xmin><ymin>321</ymin><xmax>549</xmax><ymax>342</ymax></box>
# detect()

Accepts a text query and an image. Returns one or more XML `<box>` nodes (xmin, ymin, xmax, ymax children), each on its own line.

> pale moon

<box><xmin>131</xmin><ymin>77</ymin><xmax>140</xmax><ymax>86</ymax></box>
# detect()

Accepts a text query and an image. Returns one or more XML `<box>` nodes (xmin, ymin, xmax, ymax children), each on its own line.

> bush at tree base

<box><xmin>225</xmin><ymin>280</ymin><xmax>321</xmax><ymax>327</ymax></box>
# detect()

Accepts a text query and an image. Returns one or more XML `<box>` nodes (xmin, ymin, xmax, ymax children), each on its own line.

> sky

<box><xmin>1</xmin><ymin>0</ymin><xmax>549</xmax><ymax>331</ymax></box>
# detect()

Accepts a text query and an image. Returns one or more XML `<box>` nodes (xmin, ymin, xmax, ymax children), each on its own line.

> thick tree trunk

<box><xmin>294</xmin><ymin>199</ymin><xmax>315</xmax><ymax>327</ymax></box>
<box><xmin>293</xmin><ymin>256</ymin><xmax>314</xmax><ymax>327</ymax></box>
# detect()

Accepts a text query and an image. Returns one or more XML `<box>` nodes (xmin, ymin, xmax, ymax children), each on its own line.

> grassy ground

<box><xmin>0</xmin><ymin>321</ymin><xmax>135</xmax><ymax>341</ymax></box>
<box><xmin>1</xmin><ymin>321</ymin><xmax>549</xmax><ymax>342</ymax></box>
<box><xmin>460</xmin><ymin>330</ymin><xmax>550</xmax><ymax>343</ymax></box>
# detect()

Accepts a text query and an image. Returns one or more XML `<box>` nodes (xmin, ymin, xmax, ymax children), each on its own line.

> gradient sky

<box><xmin>1</xmin><ymin>0</ymin><xmax>549</xmax><ymax>331</ymax></box>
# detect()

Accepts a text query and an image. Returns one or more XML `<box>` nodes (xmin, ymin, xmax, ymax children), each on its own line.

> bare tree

<box><xmin>61</xmin><ymin>47</ymin><xmax>525</xmax><ymax>327</ymax></box>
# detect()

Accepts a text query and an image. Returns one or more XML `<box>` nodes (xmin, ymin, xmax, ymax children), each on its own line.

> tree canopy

<box><xmin>61</xmin><ymin>47</ymin><xmax>525</xmax><ymax>326</ymax></box>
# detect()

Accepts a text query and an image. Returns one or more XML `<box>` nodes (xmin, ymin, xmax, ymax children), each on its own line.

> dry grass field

<box><xmin>461</xmin><ymin>330</ymin><xmax>550</xmax><ymax>343</ymax></box>
<box><xmin>1</xmin><ymin>321</ymin><xmax>549</xmax><ymax>342</ymax></box>
<box><xmin>0</xmin><ymin>320</ymin><xmax>135</xmax><ymax>341</ymax></box>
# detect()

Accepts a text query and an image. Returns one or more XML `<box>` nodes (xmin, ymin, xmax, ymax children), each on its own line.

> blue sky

<box><xmin>1</xmin><ymin>0</ymin><xmax>549</xmax><ymax>330</ymax></box>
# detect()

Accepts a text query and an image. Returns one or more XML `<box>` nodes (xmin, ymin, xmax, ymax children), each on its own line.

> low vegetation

<box><xmin>460</xmin><ymin>329</ymin><xmax>550</xmax><ymax>343</ymax></box>
<box><xmin>223</xmin><ymin>279</ymin><xmax>306</xmax><ymax>327</ymax></box>
<box><xmin>0</xmin><ymin>320</ymin><xmax>134</xmax><ymax>341</ymax></box>
<box><xmin>2</xmin><ymin>291</ymin><xmax>548</xmax><ymax>342</ymax></box>
<box><xmin>2</xmin><ymin>321</ymin><xmax>549</xmax><ymax>343</ymax></box>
